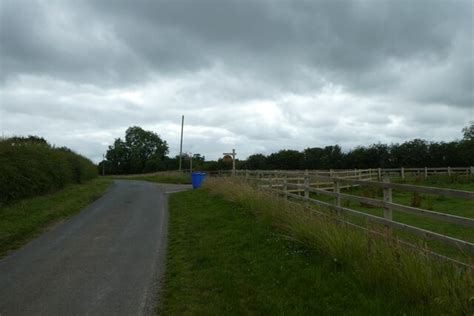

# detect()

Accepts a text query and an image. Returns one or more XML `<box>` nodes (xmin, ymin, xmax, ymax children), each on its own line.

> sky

<box><xmin>0</xmin><ymin>0</ymin><xmax>473</xmax><ymax>163</ymax></box>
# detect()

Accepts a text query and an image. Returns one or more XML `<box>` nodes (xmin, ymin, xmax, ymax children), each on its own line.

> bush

<box><xmin>0</xmin><ymin>137</ymin><xmax>97</xmax><ymax>205</ymax></box>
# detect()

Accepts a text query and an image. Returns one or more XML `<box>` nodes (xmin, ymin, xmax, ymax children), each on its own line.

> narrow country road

<box><xmin>0</xmin><ymin>180</ymin><xmax>190</xmax><ymax>316</ymax></box>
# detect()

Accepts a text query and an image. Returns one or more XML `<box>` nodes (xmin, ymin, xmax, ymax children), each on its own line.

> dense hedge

<box><xmin>0</xmin><ymin>137</ymin><xmax>97</xmax><ymax>205</ymax></box>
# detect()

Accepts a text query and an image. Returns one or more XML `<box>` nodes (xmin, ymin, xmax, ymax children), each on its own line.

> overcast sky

<box><xmin>0</xmin><ymin>0</ymin><xmax>473</xmax><ymax>163</ymax></box>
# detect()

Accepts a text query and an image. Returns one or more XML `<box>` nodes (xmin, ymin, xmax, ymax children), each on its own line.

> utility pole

<box><xmin>178</xmin><ymin>115</ymin><xmax>184</xmax><ymax>171</ymax></box>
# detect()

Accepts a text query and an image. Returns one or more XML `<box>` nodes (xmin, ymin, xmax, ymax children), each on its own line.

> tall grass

<box><xmin>204</xmin><ymin>177</ymin><xmax>474</xmax><ymax>315</ymax></box>
<box><xmin>0</xmin><ymin>137</ymin><xmax>97</xmax><ymax>205</ymax></box>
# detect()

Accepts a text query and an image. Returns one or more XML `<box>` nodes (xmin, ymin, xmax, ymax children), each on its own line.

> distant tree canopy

<box><xmin>101</xmin><ymin>122</ymin><xmax>474</xmax><ymax>174</ymax></box>
<box><xmin>462</xmin><ymin>121</ymin><xmax>474</xmax><ymax>141</ymax></box>
<box><xmin>239</xmin><ymin>122</ymin><xmax>474</xmax><ymax>170</ymax></box>
<box><xmin>102</xmin><ymin>126</ymin><xmax>169</xmax><ymax>174</ymax></box>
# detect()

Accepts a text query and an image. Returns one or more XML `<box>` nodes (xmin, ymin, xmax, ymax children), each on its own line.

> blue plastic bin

<box><xmin>191</xmin><ymin>172</ymin><xmax>207</xmax><ymax>189</ymax></box>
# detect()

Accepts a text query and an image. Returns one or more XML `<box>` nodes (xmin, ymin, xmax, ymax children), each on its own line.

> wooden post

<box><xmin>424</xmin><ymin>167</ymin><xmax>428</xmax><ymax>178</ymax></box>
<box><xmin>447</xmin><ymin>166</ymin><xmax>451</xmax><ymax>177</ymax></box>
<box><xmin>470</xmin><ymin>166</ymin><xmax>474</xmax><ymax>176</ymax></box>
<box><xmin>304</xmin><ymin>170</ymin><xmax>309</xmax><ymax>207</ymax></box>
<box><xmin>334</xmin><ymin>179</ymin><xmax>341</xmax><ymax>209</ymax></box>
<box><xmin>383</xmin><ymin>176</ymin><xmax>393</xmax><ymax>221</ymax></box>
<box><xmin>377</xmin><ymin>168</ymin><xmax>382</xmax><ymax>181</ymax></box>
<box><xmin>400</xmin><ymin>167</ymin><xmax>405</xmax><ymax>180</ymax></box>
<box><xmin>269</xmin><ymin>172</ymin><xmax>273</xmax><ymax>190</ymax></box>
<box><xmin>245</xmin><ymin>170</ymin><xmax>249</xmax><ymax>179</ymax></box>
<box><xmin>330</xmin><ymin>169</ymin><xmax>334</xmax><ymax>177</ymax></box>
<box><xmin>283</xmin><ymin>174</ymin><xmax>288</xmax><ymax>200</ymax></box>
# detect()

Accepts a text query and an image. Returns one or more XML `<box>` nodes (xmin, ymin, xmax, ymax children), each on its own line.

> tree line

<box><xmin>100</xmin><ymin>123</ymin><xmax>474</xmax><ymax>174</ymax></box>
<box><xmin>241</xmin><ymin>123</ymin><xmax>473</xmax><ymax>170</ymax></box>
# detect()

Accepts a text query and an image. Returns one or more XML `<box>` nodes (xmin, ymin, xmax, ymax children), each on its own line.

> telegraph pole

<box><xmin>178</xmin><ymin>115</ymin><xmax>184</xmax><ymax>171</ymax></box>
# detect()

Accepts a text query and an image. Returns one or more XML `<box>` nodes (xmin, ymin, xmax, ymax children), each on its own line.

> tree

<box><xmin>267</xmin><ymin>150</ymin><xmax>303</xmax><ymax>170</ymax></box>
<box><xmin>246</xmin><ymin>154</ymin><xmax>267</xmax><ymax>170</ymax></box>
<box><xmin>302</xmin><ymin>147</ymin><xmax>324</xmax><ymax>169</ymax></box>
<box><xmin>462</xmin><ymin>121</ymin><xmax>474</xmax><ymax>141</ymax></box>
<box><xmin>105</xmin><ymin>126</ymin><xmax>169</xmax><ymax>174</ymax></box>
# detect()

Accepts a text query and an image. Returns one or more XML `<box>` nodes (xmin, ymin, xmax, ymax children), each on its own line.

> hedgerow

<box><xmin>0</xmin><ymin>136</ymin><xmax>97</xmax><ymax>205</ymax></box>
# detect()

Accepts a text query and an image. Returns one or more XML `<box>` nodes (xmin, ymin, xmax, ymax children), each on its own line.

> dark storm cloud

<box><xmin>2</xmin><ymin>0</ymin><xmax>472</xmax><ymax>99</ymax></box>
<box><xmin>0</xmin><ymin>0</ymin><xmax>473</xmax><ymax>161</ymax></box>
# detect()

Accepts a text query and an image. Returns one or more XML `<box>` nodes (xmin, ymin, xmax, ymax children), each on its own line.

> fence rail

<box><xmin>219</xmin><ymin>169</ymin><xmax>474</xmax><ymax>260</ymax></box>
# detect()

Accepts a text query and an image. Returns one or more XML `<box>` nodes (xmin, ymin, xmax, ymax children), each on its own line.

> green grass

<box><xmin>307</xmin><ymin>176</ymin><xmax>474</xmax><ymax>261</ymax></box>
<box><xmin>112</xmin><ymin>171</ymin><xmax>191</xmax><ymax>185</ymax></box>
<box><xmin>0</xmin><ymin>177</ymin><xmax>112</xmax><ymax>258</ymax></box>
<box><xmin>159</xmin><ymin>184</ymin><xmax>474</xmax><ymax>315</ymax></box>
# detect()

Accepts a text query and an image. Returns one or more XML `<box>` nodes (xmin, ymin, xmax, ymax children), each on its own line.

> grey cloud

<box><xmin>0</xmin><ymin>0</ymin><xmax>472</xmax><ymax>162</ymax></box>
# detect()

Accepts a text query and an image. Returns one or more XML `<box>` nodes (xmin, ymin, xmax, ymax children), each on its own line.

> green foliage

<box><xmin>102</xmin><ymin>126</ymin><xmax>169</xmax><ymax>174</ymax></box>
<box><xmin>203</xmin><ymin>178</ymin><xmax>474</xmax><ymax>315</ymax></box>
<box><xmin>240</xmin><ymin>124</ymin><xmax>474</xmax><ymax>170</ymax></box>
<box><xmin>0</xmin><ymin>178</ymin><xmax>112</xmax><ymax>257</ymax></box>
<box><xmin>462</xmin><ymin>121</ymin><xmax>474</xmax><ymax>141</ymax></box>
<box><xmin>0</xmin><ymin>136</ymin><xmax>97</xmax><ymax>205</ymax></box>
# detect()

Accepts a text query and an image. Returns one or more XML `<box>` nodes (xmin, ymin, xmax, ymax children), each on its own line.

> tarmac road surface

<box><xmin>0</xmin><ymin>180</ymin><xmax>190</xmax><ymax>316</ymax></box>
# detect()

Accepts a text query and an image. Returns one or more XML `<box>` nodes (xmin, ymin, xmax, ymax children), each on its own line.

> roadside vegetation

<box><xmin>0</xmin><ymin>135</ymin><xmax>112</xmax><ymax>257</ymax></box>
<box><xmin>0</xmin><ymin>177</ymin><xmax>112</xmax><ymax>258</ymax></box>
<box><xmin>309</xmin><ymin>175</ymin><xmax>474</xmax><ymax>261</ymax></box>
<box><xmin>112</xmin><ymin>171</ymin><xmax>191</xmax><ymax>185</ymax></box>
<box><xmin>0</xmin><ymin>136</ymin><xmax>98</xmax><ymax>205</ymax></box>
<box><xmin>160</xmin><ymin>178</ymin><xmax>473</xmax><ymax>315</ymax></box>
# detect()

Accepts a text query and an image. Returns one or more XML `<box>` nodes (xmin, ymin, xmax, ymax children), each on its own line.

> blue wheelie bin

<box><xmin>191</xmin><ymin>172</ymin><xmax>207</xmax><ymax>189</ymax></box>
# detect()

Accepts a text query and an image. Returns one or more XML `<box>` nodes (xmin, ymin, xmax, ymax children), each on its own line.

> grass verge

<box><xmin>0</xmin><ymin>177</ymin><xmax>112</xmax><ymax>258</ymax></box>
<box><xmin>112</xmin><ymin>171</ymin><xmax>191</xmax><ymax>185</ymax></box>
<box><xmin>308</xmin><ymin>176</ymin><xmax>474</xmax><ymax>261</ymax></box>
<box><xmin>159</xmin><ymin>181</ymin><xmax>473</xmax><ymax>314</ymax></box>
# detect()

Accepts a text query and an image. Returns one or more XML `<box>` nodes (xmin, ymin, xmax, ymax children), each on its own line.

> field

<box><xmin>305</xmin><ymin>175</ymin><xmax>474</xmax><ymax>261</ymax></box>
<box><xmin>112</xmin><ymin>171</ymin><xmax>192</xmax><ymax>184</ymax></box>
<box><xmin>0</xmin><ymin>178</ymin><xmax>112</xmax><ymax>258</ymax></box>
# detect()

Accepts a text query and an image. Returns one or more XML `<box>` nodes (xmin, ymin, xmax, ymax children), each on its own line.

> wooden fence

<box><xmin>215</xmin><ymin>169</ymin><xmax>474</xmax><ymax>265</ymax></box>
<box><xmin>210</xmin><ymin>166</ymin><xmax>473</xmax><ymax>180</ymax></box>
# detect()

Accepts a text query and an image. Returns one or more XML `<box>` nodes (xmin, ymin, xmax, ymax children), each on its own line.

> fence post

<box><xmin>283</xmin><ymin>174</ymin><xmax>288</xmax><ymax>200</ymax></box>
<box><xmin>304</xmin><ymin>170</ymin><xmax>309</xmax><ymax>207</ymax></box>
<box><xmin>330</xmin><ymin>169</ymin><xmax>334</xmax><ymax>177</ymax></box>
<box><xmin>424</xmin><ymin>167</ymin><xmax>428</xmax><ymax>178</ymax></box>
<box><xmin>400</xmin><ymin>167</ymin><xmax>405</xmax><ymax>180</ymax></box>
<box><xmin>447</xmin><ymin>166</ymin><xmax>451</xmax><ymax>177</ymax></box>
<box><xmin>334</xmin><ymin>178</ymin><xmax>341</xmax><ymax>211</ymax></box>
<box><xmin>377</xmin><ymin>168</ymin><xmax>382</xmax><ymax>181</ymax></box>
<box><xmin>471</xmin><ymin>166</ymin><xmax>474</xmax><ymax>176</ymax></box>
<box><xmin>246</xmin><ymin>170</ymin><xmax>249</xmax><ymax>180</ymax></box>
<box><xmin>383</xmin><ymin>176</ymin><xmax>393</xmax><ymax>221</ymax></box>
